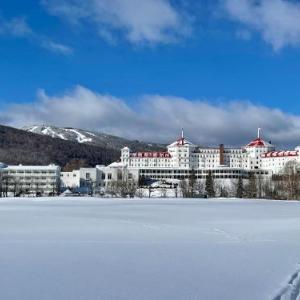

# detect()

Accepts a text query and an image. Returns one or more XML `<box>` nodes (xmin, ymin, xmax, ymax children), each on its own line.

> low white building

<box><xmin>0</xmin><ymin>164</ymin><xmax>61</xmax><ymax>196</ymax></box>
<box><xmin>96</xmin><ymin>163</ymin><xmax>139</xmax><ymax>189</ymax></box>
<box><xmin>60</xmin><ymin>170</ymin><xmax>80</xmax><ymax>189</ymax></box>
<box><xmin>60</xmin><ymin>168</ymin><xmax>100</xmax><ymax>191</ymax></box>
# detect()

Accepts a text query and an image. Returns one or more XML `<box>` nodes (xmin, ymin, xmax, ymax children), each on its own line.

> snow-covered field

<box><xmin>0</xmin><ymin>198</ymin><xmax>300</xmax><ymax>300</ymax></box>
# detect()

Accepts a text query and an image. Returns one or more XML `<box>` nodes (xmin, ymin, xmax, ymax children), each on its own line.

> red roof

<box><xmin>246</xmin><ymin>138</ymin><xmax>272</xmax><ymax>148</ymax></box>
<box><xmin>261</xmin><ymin>151</ymin><xmax>299</xmax><ymax>158</ymax></box>
<box><xmin>130</xmin><ymin>152</ymin><xmax>171</xmax><ymax>158</ymax></box>
<box><xmin>168</xmin><ymin>137</ymin><xmax>194</xmax><ymax>147</ymax></box>
<box><xmin>176</xmin><ymin>137</ymin><xmax>185</xmax><ymax>146</ymax></box>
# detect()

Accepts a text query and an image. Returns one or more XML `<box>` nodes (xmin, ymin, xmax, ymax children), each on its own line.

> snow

<box><xmin>66</xmin><ymin>128</ymin><xmax>93</xmax><ymax>143</ymax></box>
<box><xmin>108</xmin><ymin>161</ymin><xmax>127</xmax><ymax>167</ymax></box>
<box><xmin>42</xmin><ymin>126</ymin><xmax>59</xmax><ymax>138</ymax></box>
<box><xmin>57</xmin><ymin>133</ymin><xmax>68</xmax><ymax>140</ymax></box>
<box><xmin>26</xmin><ymin>125</ymin><xmax>94</xmax><ymax>144</ymax></box>
<box><xmin>5</xmin><ymin>164</ymin><xmax>58</xmax><ymax>170</ymax></box>
<box><xmin>0</xmin><ymin>198</ymin><xmax>300</xmax><ymax>300</ymax></box>
<box><xmin>27</xmin><ymin>125</ymin><xmax>39</xmax><ymax>133</ymax></box>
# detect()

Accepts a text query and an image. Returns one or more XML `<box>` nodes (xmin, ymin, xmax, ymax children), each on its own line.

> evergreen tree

<box><xmin>138</xmin><ymin>175</ymin><xmax>147</xmax><ymax>187</ymax></box>
<box><xmin>188</xmin><ymin>169</ymin><xmax>197</xmax><ymax>197</ymax></box>
<box><xmin>205</xmin><ymin>171</ymin><xmax>215</xmax><ymax>198</ymax></box>
<box><xmin>246</xmin><ymin>172</ymin><xmax>257</xmax><ymax>198</ymax></box>
<box><xmin>236</xmin><ymin>177</ymin><xmax>244</xmax><ymax>198</ymax></box>
<box><xmin>180</xmin><ymin>180</ymin><xmax>189</xmax><ymax>198</ymax></box>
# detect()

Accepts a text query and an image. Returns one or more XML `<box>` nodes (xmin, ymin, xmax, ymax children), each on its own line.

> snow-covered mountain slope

<box><xmin>0</xmin><ymin>124</ymin><xmax>119</xmax><ymax>166</ymax></box>
<box><xmin>23</xmin><ymin>125</ymin><xmax>165</xmax><ymax>152</ymax></box>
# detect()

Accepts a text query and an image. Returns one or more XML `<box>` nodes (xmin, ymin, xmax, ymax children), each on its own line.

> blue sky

<box><xmin>1</xmin><ymin>0</ymin><xmax>300</xmax><ymax>146</ymax></box>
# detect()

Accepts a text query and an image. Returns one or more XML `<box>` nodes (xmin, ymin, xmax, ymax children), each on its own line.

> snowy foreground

<box><xmin>0</xmin><ymin>198</ymin><xmax>300</xmax><ymax>300</ymax></box>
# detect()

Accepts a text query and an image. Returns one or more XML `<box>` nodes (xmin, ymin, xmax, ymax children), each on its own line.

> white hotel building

<box><xmin>98</xmin><ymin>129</ymin><xmax>300</xmax><ymax>186</ymax></box>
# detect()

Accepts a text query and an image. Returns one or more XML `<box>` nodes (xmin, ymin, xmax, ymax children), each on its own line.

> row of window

<box><xmin>102</xmin><ymin>173</ymin><xmax>112</xmax><ymax>180</ymax></box>
<box><xmin>3</xmin><ymin>171</ymin><xmax>57</xmax><ymax>174</ymax></box>
<box><xmin>101</xmin><ymin>173</ymin><xmax>134</xmax><ymax>181</ymax></box>
<box><xmin>140</xmin><ymin>169</ymin><xmax>247</xmax><ymax>175</ymax></box>
<box><xmin>143</xmin><ymin>175</ymin><xmax>246</xmax><ymax>180</ymax></box>
<box><xmin>2</xmin><ymin>183</ymin><xmax>56</xmax><ymax>187</ymax></box>
<box><xmin>3</xmin><ymin>178</ymin><xmax>57</xmax><ymax>182</ymax></box>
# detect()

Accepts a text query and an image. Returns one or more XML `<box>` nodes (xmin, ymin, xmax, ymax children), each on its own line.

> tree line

<box><xmin>89</xmin><ymin>163</ymin><xmax>300</xmax><ymax>199</ymax></box>
<box><xmin>179</xmin><ymin>165</ymin><xmax>300</xmax><ymax>200</ymax></box>
<box><xmin>1</xmin><ymin>159</ymin><xmax>300</xmax><ymax>199</ymax></box>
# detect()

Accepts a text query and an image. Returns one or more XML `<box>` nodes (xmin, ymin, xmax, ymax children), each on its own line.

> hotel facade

<box><xmin>98</xmin><ymin>129</ymin><xmax>300</xmax><ymax>187</ymax></box>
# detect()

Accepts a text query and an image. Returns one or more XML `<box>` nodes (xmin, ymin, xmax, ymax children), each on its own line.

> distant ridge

<box><xmin>23</xmin><ymin>125</ymin><xmax>165</xmax><ymax>152</ymax></box>
<box><xmin>0</xmin><ymin>124</ymin><xmax>119</xmax><ymax>167</ymax></box>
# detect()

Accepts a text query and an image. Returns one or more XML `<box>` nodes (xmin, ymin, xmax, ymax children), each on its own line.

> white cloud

<box><xmin>41</xmin><ymin>0</ymin><xmax>191</xmax><ymax>45</ymax></box>
<box><xmin>0</xmin><ymin>16</ymin><xmax>72</xmax><ymax>55</ymax></box>
<box><xmin>0</xmin><ymin>17</ymin><xmax>32</xmax><ymax>37</ymax></box>
<box><xmin>40</xmin><ymin>39</ymin><xmax>73</xmax><ymax>55</ymax></box>
<box><xmin>2</xmin><ymin>85</ymin><xmax>300</xmax><ymax>148</ymax></box>
<box><xmin>223</xmin><ymin>0</ymin><xmax>300</xmax><ymax>50</ymax></box>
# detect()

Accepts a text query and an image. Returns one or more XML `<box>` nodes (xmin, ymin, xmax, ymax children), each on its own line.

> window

<box><xmin>108</xmin><ymin>173</ymin><xmax>112</xmax><ymax>180</ymax></box>
<box><xmin>86</xmin><ymin>173</ymin><xmax>90</xmax><ymax>180</ymax></box>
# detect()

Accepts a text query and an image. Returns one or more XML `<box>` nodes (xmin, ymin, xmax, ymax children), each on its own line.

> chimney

<box><xmin>219</xmin><ymin>144</ymin><xmax>224</xmax><ymax>165</ymax></box>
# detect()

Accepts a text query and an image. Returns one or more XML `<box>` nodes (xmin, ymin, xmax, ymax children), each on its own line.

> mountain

<box><xmin>23</xmin><ymin>125</ymin><xmax>165</xmax><ymax>152</ymax></box>
<box><xmin>0</xmin><ymin>124</ymin><xmax>120</xmax><ymax>167</ymax></box>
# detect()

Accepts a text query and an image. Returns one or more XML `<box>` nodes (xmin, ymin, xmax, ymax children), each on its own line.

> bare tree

<box><xmin>135</xmin><ymin>188</ymin><xmax>144</xmax><ymax>198</ymax></box>
<box><xmin>272</xmin><ymin>177</ymin><xmax>286</xmax><ymax>200</ymax></box>
<box><xmin>106</xmin><ymin>181</ymin><xmax>118</xmax><ymax>197</ymax></box>
<box><xmin>195</xmin><ymin>181</ymin><xmax>205</xmax><ymax>197</ymax></box>
<box><xmin>148</xmin><ymin>186</ymin><xmax>154</xmax><ymax>198</ymax></box>
<box><xmin>123</xmin><ymin>180</ymin><xmax>137</xmax><ymax>198</ymax></box>
<box><xmin>283</xmin><ymin>161</ymin><xmax>300</xmax><ymax>200</ymax></box>
<box><xmin>160</xmin><ymin>187</ymin><xmax>167</xmax><ymax>198</ymax></box>
<box><xmin>245</xmin><ymin>172</ymin><xmax>257</xmax><ymax>198</ymax></box>
<box><xmin>180</xmin><ymin>180</ymin><xmax>189</xmax><ymax>198</ymax></box>
<box><xmin>219</xmin><ymin>186</ymin><xmax>229</xmax><ymax>198</ymax></box>
<box><xmin>256</xmin><ymin>174</ymin><xmax>264</xmax><ymax>199</ymax></box>
<box><xmin>107</xmin><ymin>179</ymin><xmax>137</xmax><ymax>198</ymax></box>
